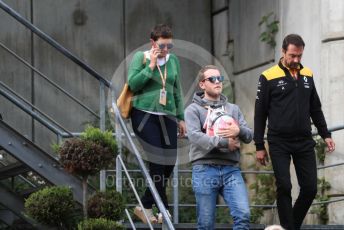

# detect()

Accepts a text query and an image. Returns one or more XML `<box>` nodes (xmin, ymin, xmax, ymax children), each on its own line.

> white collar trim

<box><xmin>144</xmin><ymin>50</ymin><xmax>170</xmax><ymax>66</ymax></box>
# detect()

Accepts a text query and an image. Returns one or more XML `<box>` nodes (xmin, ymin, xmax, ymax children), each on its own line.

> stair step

<box><xmin>0</xmin><ymin>120</ymin><xmax>94</xmax><ymax>204</ymax></box>
<box><xmin>0</xmin><ymin>162</ymin><xmax>30</xmax><ymax>180</ymax></box>
<box><xmin>124</xmin><ymin>223</ymin><xmax>344</xmax><ymax>230</ymax></box>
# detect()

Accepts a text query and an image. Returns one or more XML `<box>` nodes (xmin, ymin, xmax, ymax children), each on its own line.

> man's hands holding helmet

<box><xmin>216</xmin><ymin>119</ymin><xmax>240</xmax><ymax>151</ymax></box>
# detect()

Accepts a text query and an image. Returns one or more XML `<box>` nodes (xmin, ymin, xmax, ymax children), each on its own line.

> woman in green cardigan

<box><xmin>128</xmin><ymin>24</ymin><xmax>186</xmax><ymax>224</ymax></box>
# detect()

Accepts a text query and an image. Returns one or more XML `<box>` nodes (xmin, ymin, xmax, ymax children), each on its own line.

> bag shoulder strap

<box><xmin>142</xmin><ymin>53</ymin><xmax>146</xmax><ymax>65</ymax></box>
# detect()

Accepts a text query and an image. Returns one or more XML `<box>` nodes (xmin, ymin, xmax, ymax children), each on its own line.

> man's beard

<box><xmin>288</xmin><ymin>62</ymin><xmax>300</xmax><ymax>69</ymax></box>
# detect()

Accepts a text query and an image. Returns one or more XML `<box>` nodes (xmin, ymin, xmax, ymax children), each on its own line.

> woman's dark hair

<box><xmin>282</xmin><ymin>34</ymin><xmax>305</xmax><ymax>51</ymax></box>
<box><xmin>150</xmin><ymin>24</ymin><xmax>173</xmax><ymax>41</ymax></box>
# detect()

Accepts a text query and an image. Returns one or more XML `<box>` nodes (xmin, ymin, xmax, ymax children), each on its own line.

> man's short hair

<box><xmin>197</xmin><ymin>65</ymin><xmax>220</xmax><ymax>82</ymax></box>
<box><xmin>282</xmin><ymin>34</ymin><xmax>305</xmax><ymax>51</ymax></box>
<box><xmin>150</xmin><ymin>24</ymin><xmax>173</xmax><ymax>41</ymax></box>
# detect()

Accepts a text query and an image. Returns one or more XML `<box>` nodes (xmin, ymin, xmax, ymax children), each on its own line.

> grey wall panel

<box><xmin>321</xmin><ymin>0</ymin><xmax>344</xmax><ymax>40</ymax></box>
<box><xmin>230</xmin><ymin>0</ymin><xmax>276</xmax><ymax>73</ymax></box>
<box><xmin>212</xmin><ymin>0</ymin><xmax>228</xmax><ymax>13</ymax></box>
<box><xmin>32</xmin><ymin>0</ymin><xmax>124</xmax><ymax>152</ymax></box>
<box><xmin>320</xmin><ymin>0</ymin><xmax>344</xmax><ymax>220</ymax></box>
<box><xmin>278</xmin><ymin>0</ymin><xmax>321</xmax><ymax>85</ymax></box>
<box><xmin>213</xmin><ymin>11</ymin><xmax>229</xmax><ymax>60</ymax></box>
<box><xmin>125</xmin><ymin>0</ymin><xmax>212</xmax><ymax>107</ymax></box>
<box><xmin>0</xmin><ymin>0</ymin><xmax>32</xmax><ymax>139</ymax></box>
<box><xmin>1</xmin><ymin>0</ymin><xmax>212</xmax><ymax>153</ymax></box>
<box><xmin>213</xmin><ymin>10</ymin><xmax>234</xmax><ymax>102</ymax></box>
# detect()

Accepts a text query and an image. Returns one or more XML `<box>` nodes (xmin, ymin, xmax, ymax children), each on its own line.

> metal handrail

<box><xmin>0</xmin><ymin>41</ymin><xmax>99</xmax><ymax>119</ymax></box>
<box><xmin>125</xmin><ymin>209</ymin><xmax>136</xmax><ymax>230</ymax></box>
<box><xmin>2</xmin><ymin>0</ymin><xmax>342</xmax><ymax>226</ymax></box>
<box><xmin>0</xmin><ymin>0</ymin><xmax>110</xmax><ymax>88</ymax></box>
<box><xmin>117</xmin><ymin>155</ymin><xmax>154</xmax><ymax>230</ymax></box>
<box><xmin>112</xmin><ymin>125</ymin><xmax>344</xmax><ymax>217</ymax></box>
<box><xmin>317</xmin><ymin>162</ymin><xmax>344</xmax><ymax>170</ymax></box>
<box><xmin>312</xmin><ymin>125</ymin><xmax>344</xmax><ymax>135</ymax></box>
<box><xmin>112</xmin><ymin>99</ymin><xmax>175</xmax><ymax>230</ymax></box>
<box><xmin>0</xmin><ymin>81</ymin><xmax>72</xmax><ymax>137</ymax></box>
<box><xmin>0</xmin><ymin>1</ymin><xmax>174</xmax><ymax>227</ymax></box>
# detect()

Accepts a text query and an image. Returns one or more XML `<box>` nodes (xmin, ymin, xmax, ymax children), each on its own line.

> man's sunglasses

<box><xmin>157</xmin><ymin>43</ymin><xmax>174</xmax><ymax>50</ymax></box>
<box><xmin>202</xmin><ymin>76</ymin><xmax>224</xmax><ymax>83</ymax></box>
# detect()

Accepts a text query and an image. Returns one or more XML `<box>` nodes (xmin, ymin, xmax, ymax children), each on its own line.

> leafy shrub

<box><xmin>249</xmin><ymin>167</ymin><xmax>276</xmax><ymax>223</ymax></box>
<box><xmin>59</xmin><ymin>138</ymin><xmax>113</xmax><ymax>177</ymax></box>
<box><xmin>25</xmin><ymin>186</ymin><xmax>75</xmax><ymax>227</ymax></box>
<box><xmin>259</xmin><ymin>12</ymin><xmax>279</xmax><ymax>48</ymax></box>
<box><xmin>311</xmin><ymin>177</ymin><xmax>331</xmax><ymax>224</ymax></box>
<box><xmin>87</xmin><ymin>190</ymin><xmax>125</xmax><ymax>221</ymax></box>
<box><xmin>58</xmin><ymin>126</ymin><xmax>116</xmax><ymax>177</ymax></box>
<box><xmin>244</xmin><ymin>151</ymin><xmax>276</xmax><ymax>223</ymax></box>
<box><xmin>57</xmin><ymin>126</ymin><xmax>117</xmax><ymax>218</ymax></box>
<box><xmin>314</xmin><ymin>136</ymin><xmax>327</xmax><ymax>164</ymax></box>
<box><xmin>81</xmin><ymin>126</ymin><xmax>117</xmax><ymax>154</ymax></box>
<box><xmin>77</xmin><ymin>218</ymin><xmax>124</xmax><ymax>230</ymax></box>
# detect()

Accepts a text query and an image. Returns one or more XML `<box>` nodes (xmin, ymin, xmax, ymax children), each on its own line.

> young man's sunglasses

<box><xmin>157</xmin><ymin>43</ymin><xmax>174</xmax><ymax>50</ymax></box>
<box><xmin>202</xmin><ymin>76</ymin><xmax>224</xmax><ymax>83</ymax></box>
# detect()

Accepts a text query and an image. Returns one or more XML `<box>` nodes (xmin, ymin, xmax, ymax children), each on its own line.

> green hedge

<box><xmin>25</xmin><ymin>186</ymin><xmax>75</xmax><ymax>227</ymax></box>
<box><xmin>77</xmin><ymin>218</ymin><xmax>124</xmax><ymax>230</ymax></box>
<box><xmin>87</xmin><ymin>190</ymin><xmax>125</xmax><ymax>221</ymax></box>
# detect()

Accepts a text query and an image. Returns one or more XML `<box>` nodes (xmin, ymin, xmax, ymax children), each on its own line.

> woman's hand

<box><xmin>149</xmin><ymin>47</ymin><xmax>160</xmax><ymax>70</ymax></box>
<box><xmin>178</xmin><ymin>120</ymin><xmax>186</xmax><ymax>138</ymax></box>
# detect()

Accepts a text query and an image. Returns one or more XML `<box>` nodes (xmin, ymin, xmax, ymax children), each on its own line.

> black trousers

<box><xmin>131</xmin><ymin>108</ymin><xmax>177</xmax><ymax>210</ymax></box>
<box><xmin>268</xmin><ymin>138</ymin><xmax>317</xmax><ymax>230</ymax></box>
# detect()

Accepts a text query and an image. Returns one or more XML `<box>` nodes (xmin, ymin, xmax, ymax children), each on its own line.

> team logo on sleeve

<box><xmin>303</xmin><ymin>76</ymin><xmax>310</xmax><ymax>88</ymax></box>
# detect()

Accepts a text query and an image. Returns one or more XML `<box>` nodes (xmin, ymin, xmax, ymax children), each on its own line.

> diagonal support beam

<box><xmin>0</xmin><ymin>120</ymin><xmax>93</xmax><ymax>204</ymax></box>
<box><xmin>0</xmin><ymin>186</ymin><xmax>46</xmax><ymax>229</ymax></box>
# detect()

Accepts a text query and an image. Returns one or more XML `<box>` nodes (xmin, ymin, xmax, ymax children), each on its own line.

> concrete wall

<box><xmin>0</xmin><ymin>0</ymin><xmax>211</xmax><ymax>153</ymax></box>
<box><xmin>1</xmin><ymin>0</ymin><xmax>343</xmax><ymax>224</ymax></box>
<box><xmin>227</xmin><ymin>0</ymin><xmax>279</xmax><ymax>224</ymax></box>
<box><xmin>0</xmin><ymin>0</ymin><xmax>32</xmax><ymax>139</ymax></box>
<box><xmin>279</xmin><ymin>0</ymin><xmax>344</xmax><ymax>224</ymax></box>
<box><xmin>320</xmin><ymin>0</ymin><xmax>344</xmax><ymax>224</ymax></box>
<box><xmin>227</xmin><ymin>0</ymin><xmax>344</xmax><ymax>225</ymax></box>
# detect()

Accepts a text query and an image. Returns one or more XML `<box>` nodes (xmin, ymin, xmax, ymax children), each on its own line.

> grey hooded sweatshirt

<box><xmin>185</xmin><ymin>91</ymin><xmax>253</xmax><ymax>166</ymax></box>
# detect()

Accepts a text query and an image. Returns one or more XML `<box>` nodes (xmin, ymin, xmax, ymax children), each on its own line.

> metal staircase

<box><xmin>0</xmin><ymin>116</ymin><xmax>95</xmax><ymax>228</ymax></box>
<box><xmin>0</xmin><ymin>119</ymin><xmax>91</xmax><ymax>204</ymax></box>
<box><xmin>0</xmin><ymin>0</ymin><xmax>173</xmax><ymax>228</ymax></box>
<box><xmin>0</xmin><ymin>162</ymin><xmax>30</xmax><ymax>181</ymax></box>
<box><xmin>1</xmin><ymin>1</ymin><xmax>344</xmax><ymax>229</ymax></box>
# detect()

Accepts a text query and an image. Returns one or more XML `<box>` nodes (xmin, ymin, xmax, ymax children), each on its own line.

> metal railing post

<box><xmin>173</xmin><ymin>160</ymin><xmax>179</xmax><ymax>224</ymax></box>
<box><xmin>115</xmin><ymin>88</ymin><xmax>123</xmax><ymax>193</ymax></box>
<box><xmin>117</xmin><ymin>155</ymin><xmax>154</xmax><ymax>230</ymax></box>
<box><xmin>112</xmin><ymin>99</ymin><xmax>174</xmax><ymax>230</ymax></box>
<box><xmin>99</xmin><ymin>82</ymin><xmax>106</xmax><ymax>191</ymax></box>
<box><xmin>57</xmin><ymin>133</ymin><xmax>62</xmax><ymax>145</ymax></box>
<box><xmin>0</xmin><ymin>0</ymin><xmax>111</xmax><ymax>88</ymax></box>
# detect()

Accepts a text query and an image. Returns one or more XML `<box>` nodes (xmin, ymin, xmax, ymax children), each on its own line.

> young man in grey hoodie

<box><xmin>185</xmin><ymin>65</ymin><xmax>252</xmax><ymax>230</ymax></box>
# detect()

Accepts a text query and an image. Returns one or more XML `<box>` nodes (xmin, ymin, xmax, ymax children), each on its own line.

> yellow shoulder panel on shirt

<box><xmin>262</xmin><ymin>65</ymin><xmax>285</xmax><ymax>81</ymax></box>
<box><xmin>300</xmin><ymin>67</ymin><xmax>313</xmax><ymax>77</ymax></box>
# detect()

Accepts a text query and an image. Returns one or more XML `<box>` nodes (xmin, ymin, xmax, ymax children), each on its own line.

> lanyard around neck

<box><xmin>156</xmin><ymin>59</ymin><xmax>167</xmax><ymax>90</ymax></box>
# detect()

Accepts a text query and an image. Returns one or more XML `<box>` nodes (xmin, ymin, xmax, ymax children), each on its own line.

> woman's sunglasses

<box><xmin>157</xmin><ymin>43</ymin><xmax>174</xmax><ymax>50</ymax></box>
<box><xmin>202</xmin><ymin>76</ymin><xmax>224</xmax><ymax>83</ymax></box>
